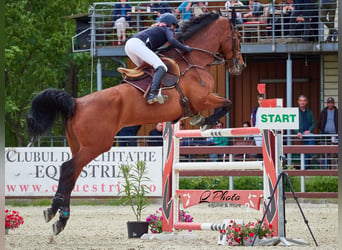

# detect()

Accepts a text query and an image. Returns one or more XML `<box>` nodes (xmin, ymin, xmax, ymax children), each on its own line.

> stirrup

<box><xmin>147</xmin><ymin>89</ymin><xmax>167</xmax><ymax>104</ymax></box>
<box><xmin>156</xmin><ymin>89</ymin><xmax>167</xmax><ymax>104</ymax></box>
<box><xmin>147</xmin><ymin>94</ymin><xmax>158</xmax><ymax>105</ymax></box>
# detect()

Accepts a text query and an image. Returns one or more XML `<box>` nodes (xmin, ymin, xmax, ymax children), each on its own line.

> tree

<box><xmin>5</xmin><ymin>1</ymin><xmax>93</xmax><ymax>146</ymax></box>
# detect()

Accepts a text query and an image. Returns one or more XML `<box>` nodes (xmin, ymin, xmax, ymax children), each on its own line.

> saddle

<box><xmin>117</xmin><ymin>57</ymin><xmax>181</xmax><ymax>95</ymax></box>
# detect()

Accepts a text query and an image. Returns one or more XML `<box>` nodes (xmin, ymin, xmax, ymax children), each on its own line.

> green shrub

<box><xmin>233</xmin><ymin>176</ymin><xmax>263</xmax><ymax>190</ymax></box>
<box><xmin>179</xmin><ymin>176</ymin><xmax>228</xmax><ymax>190</ymax></box>
<box><xmin>305</xmin><ymin>176</ymin><xmax>338</xmax><ymax>192</ymax></box>
<box><xmin>179</xmin><ymin>175</ymin><xmax>338</xmax><ymax>193</ymax></box>
<box><xmin>284</xmin><ymin>176</ymin><xmax>301</xmax><ymax>192</ymax></box>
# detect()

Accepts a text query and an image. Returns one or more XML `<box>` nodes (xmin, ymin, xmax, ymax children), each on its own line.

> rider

<box><xmin>125</xmin><ymin>13</ymin><xmax>192</xmax><ymax>104</ymax></box>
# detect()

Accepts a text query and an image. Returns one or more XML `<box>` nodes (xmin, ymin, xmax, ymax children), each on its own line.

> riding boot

<box><xmin>147</xmin><ymin>66</ymin><xmax>166</xmax><ymax>104</ymax></box>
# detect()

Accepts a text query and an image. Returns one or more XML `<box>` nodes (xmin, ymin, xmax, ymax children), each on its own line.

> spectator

<box><xmin>208</xmin><ymin>121</ymin><xmax>229</xmax><ymax>162</ymax></box>
<box><xmin>175</xmin><ymin>1</ymin><xmax>207</xmax><ymax>23</ymax></box>
<box><xmin>112</xmin><ymin>0</ymin><xmax>132</xmax><ymax>45</ymax></box>
<box><xmin>295</xmin><ymin>95</ymin><xmax>315</xmax><ymax>169</ymax></box>
<box><xmin>282</xmin><ymin>0</ymin><xmax>294</xmax><ymax>14</ymax></box>
<box><xmin>149</xmin><ymin>0</ymin><xmax>172</xmax><ymax>21</ymax></box>
<box><xmin>148</xmin><ymin>122</ymin><xmax>163</xmax><ymax>146</ymax></box>
<box><xmin>175</xmin><ymin>1</ymin><xmax>193</xmax><ymax>23</ymax></box>
<box><xmin>243</xmin><ymin>0</ymin><xmax>264</xmax><ymax>21</ymax></box>
<box><xmin>225</xmin><ymin>0</ymin><xmax>244</xmax><ymax>25</ymax></box>
<box><xmin>179</xmin><ymin>122</ymin><xmax>193</xmax><ymax>161</ymax></box>
<box><xmin>318</xmin><ymin>97</ymin><xmax>338</xmax><ymax>135</ymax></box>
<box><xmin>250</xmin><ymin>94</ymin><xmax>264</xmax><ymax>148</ymax></box>
<box><xmin>318</xmin><ymin>97</ymin><xmax>338</xmax><ymax>169</ymax></box>
<box><xmin>191</xmin><ymin>1</ymin><xmax>208</xmax><ymax>16</ymax></box>
<box><xmin>320</xmin><ymin>0</ymin><xmax>337</xmax><ymax>42</ymax></box>
<box><xmin>242</xmin><ymin>121</ymin><xmax>254</xmax><ymax>141</ymax></box>
<box><xmin>287</xmin><ymin>0</ymin><xmax>315</xmax><ymax>42</ymax></box>
<box><xmin>117</xmin><ymin>125</ymin><xmax>141</xmax><ymax>146</ymax></box>
<box><xmin>242</xmin><ymin>120</ymin><xmax>251</xmax><ymax>127</ymax></box>
<box><xmin>281</xmin><ymin>0</ymin><xmax>294</xmax><ymax>36</ymax></box>
<box><xmin>234</xmin><ymin>121</ymin><xmax>255</xmax><ymax>160</ymax></box>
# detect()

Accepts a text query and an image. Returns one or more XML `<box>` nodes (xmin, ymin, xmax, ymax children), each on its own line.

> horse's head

<box><xmin>220</xmin><ymin>20</ymin><xmax>245</xmax><ymax>75</ymax></box>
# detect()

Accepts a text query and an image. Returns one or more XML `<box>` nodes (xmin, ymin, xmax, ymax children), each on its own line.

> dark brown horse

<box><xmin>26</xmin><ymin>13</ymin><xmax>244</xmax><ymax>235</ymax></box>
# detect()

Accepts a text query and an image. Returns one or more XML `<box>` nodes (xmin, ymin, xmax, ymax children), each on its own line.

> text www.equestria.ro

<box><xmin>6</xmin><ymin>182</ymin><xmax>157</xmax><ymax>194</ymax></box>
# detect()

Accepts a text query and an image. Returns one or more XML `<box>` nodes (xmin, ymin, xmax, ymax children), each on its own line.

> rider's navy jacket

<box><xmin>133</xmin><ymin>26</ymin><xmax>190</xmax><ymax>52</ymax></box>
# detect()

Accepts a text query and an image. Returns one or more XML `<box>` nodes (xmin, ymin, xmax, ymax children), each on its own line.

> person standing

<box><xmin>250</xmin><ymin>94</ymin><xmax>264</xmax><ymax>148</ymax></box>
<box><xmin>317</xmin><ymin>97</ymin><xmax>338</xmax><ymax>168</ymax></box>
<box><xmin>318</xmin><ymin>97</ymin><xmax>338</xmax><ymax>135</ymax></box>
<box><xmin>117</xmin><ymin>125</ymin><xmax>141</xmax><ymax>146</ymax></box>
<box><xmin>320</xmin><ymin>0</ymin><xmax>337</xmax><ymax>42</ymax></box>
<box><xmin>148</xmin><ymin>123</ymin><xmax>164</xmax><ymax>146</ymax></box>
<box><xmin>295</xmin><ymin>95</ymin><xmax>315</xmax><ymax>169</ymax></box>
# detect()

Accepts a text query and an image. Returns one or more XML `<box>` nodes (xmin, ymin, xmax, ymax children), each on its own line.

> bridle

<box><xmin>176</xmin><ymin>21</ymin><xmax>242</xmax><ymax>76</ymax></box>
<box><xmin>220</xmin><ymin>23</ymin><xmax>242</xmax><ymax>70</ymax></box>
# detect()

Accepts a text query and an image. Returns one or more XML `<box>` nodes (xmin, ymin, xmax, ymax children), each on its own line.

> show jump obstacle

<box><xmin>160</xmin><ymin>96</ymin><xmax>310</xmax><ymax>246</ymax></box>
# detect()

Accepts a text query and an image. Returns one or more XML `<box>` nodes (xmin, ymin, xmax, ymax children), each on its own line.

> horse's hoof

<box><xmin>190</xmin><ymin>115</ymin><xmax>204</xmax><ymax>126</ymax></box>
<box><xmin>44</xmin><ymin>208</ymin><xmax>55</xmax><ymax>223</ymax></box>
<box><xmin>52</xmin><ymin>221</ymin><xmax>64</xmax><ymax>236</ymax></box>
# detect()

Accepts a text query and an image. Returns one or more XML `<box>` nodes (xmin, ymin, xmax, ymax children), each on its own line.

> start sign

<box><xmin>257</xmin><ymin>108</ymin><xmax>299</xmax><ymax>130</ymax></box>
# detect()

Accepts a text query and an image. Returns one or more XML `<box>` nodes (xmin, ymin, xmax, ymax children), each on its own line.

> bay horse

<box><xmin>26</xmin><ymin>13</ymin><xmax>245</xmax><ymax>235</ymax></box>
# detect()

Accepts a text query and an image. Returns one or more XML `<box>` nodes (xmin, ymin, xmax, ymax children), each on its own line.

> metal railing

<box><xmin>33</xmin><ymin>133</ymin><xmax>338</xmax><ymax>169</ymax></box>
<box><xmin>33</xmin><ymin>135</ymin><xmax>162</xmax><ymax>147</ymax></box>
<box><xmin>73</xmin><ymin>0</ymin><xmax>338</xmax><ymax>52</ymax></box>
<box><xmin>31</xmin><ymin>133</ymin><xmax>337</xmax><ymax>194</ymax></box>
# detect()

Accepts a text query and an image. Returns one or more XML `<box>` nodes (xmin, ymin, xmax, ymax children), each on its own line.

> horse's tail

<box><xmin>26</xmin><ymin>88</ymin><xmax>75</xmax><ymax>145</ymax></box>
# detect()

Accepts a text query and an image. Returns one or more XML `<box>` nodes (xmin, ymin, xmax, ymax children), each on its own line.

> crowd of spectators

<box><xmin>107</xmin><ymin>0</ymin><xmax>337</xmax><ymax>45</ymax></box>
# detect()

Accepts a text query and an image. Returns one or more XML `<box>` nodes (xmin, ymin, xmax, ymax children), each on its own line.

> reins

<box><xmin>177</xmin><ymin>25</ymin><xmax>240</xmax><ymax>77</ymax></box>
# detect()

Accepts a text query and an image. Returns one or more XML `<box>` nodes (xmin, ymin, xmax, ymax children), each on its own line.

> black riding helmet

<box><xmin>159</xmin><ymin>13</ymin><xmax>179</xmax><ymax>28</ymax></box>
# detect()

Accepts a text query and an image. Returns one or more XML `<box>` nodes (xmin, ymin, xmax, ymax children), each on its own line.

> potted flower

<box><xmin>119</xmin><ymin>161</ymin><xmax>150</xmax><ymax>238</ymax></box>
<box><xmin>221</xmin><ymin>220</ymin><xmax>273</xmax><ymax>246</ymax></box>
<box><xmin>5</xmin><ymin>209</ymin><xmax>24</xmax><ymax>235</ymax></box>
<box><xmin>146</xmin><ymin>207</ymin><xmax>194</xmax><ymax>234</ymax></box>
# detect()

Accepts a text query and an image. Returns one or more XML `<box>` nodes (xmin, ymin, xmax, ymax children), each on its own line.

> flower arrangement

<box><xmin>5</xmin><ymin>209</ymin><xmax>24</xmax><ymax>230</ymax></box>
<box><xmin>146</xmin><ymin>207</ymin><xmax>163</xmax><ymax>233</ymax></box>
<box><xmin>146</xmin><ymin>207</ymin><xmax>194</xmax><ymax>233</ymax></box>
<box><xmin>221</xmin><ymin>220</ymin><xmax>273</xmax><ymax>246</ymax></box>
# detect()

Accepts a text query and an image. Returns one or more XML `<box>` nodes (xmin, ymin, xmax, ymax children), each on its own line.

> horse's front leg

<box><xmin>191</xmin><ymin>94</ymin><xmax>232</xmax><ymax>130</ymax></box>
<box><xmin>203</xmin><ymin>98</ymin><xmax>232</xmax><ymax>126</ymax></box>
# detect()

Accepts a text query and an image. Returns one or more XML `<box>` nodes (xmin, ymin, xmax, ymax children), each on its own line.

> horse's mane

<box><xmin>176</xmin><ymin>12</ymin><xmax>220</xmax><ymax>42</ymax></box>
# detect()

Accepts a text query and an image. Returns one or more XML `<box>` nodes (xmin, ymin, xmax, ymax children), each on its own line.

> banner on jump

<box><xmin>5</xmin><ymin>147</ymin><xmax>163</xmax><ymax>197</ymax></box>
<box><xmin>257</xmin><ymin>107</ymin><xmax>299</xmax><ymax>130</ymax></box>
